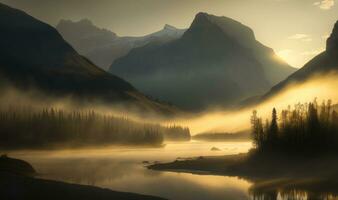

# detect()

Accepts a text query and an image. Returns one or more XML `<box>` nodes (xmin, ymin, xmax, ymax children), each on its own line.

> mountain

<box><xmin>56</xmin><ymin>19</ymin><xmax>118</xmax><ymax>59</ymax></box>
<box><xmin>109</xmin><ymin>12</ymin><xmax>296</xmax><ymax>111</ymax></box>
<box><xmin>56</xmin><ymin>19</ymin><xmax>186</xmax><ymax>70</ymax></box>
<box><xmin>0</xmin><ymin>3</ymin><xmax>177</xmax><ymax>115</ymax></box>
<box><xmin>264</xmin><ymin>20</ymin><xmax>338</xmax><ymax>98</ymax></box>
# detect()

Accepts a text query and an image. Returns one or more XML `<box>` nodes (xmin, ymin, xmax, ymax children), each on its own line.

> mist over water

<box><xmin>1</xmin><ymin>72</ymin><xmax>337</xmax><ymax>136</ymax></box>
<box><xmin>1</xmin><ymin>2</ymin><xmax>338</xmax><ymax>199</ymax></box>
<box><xmin>8</xmin><ymin>141</ymin><xmax>252</xmax><ymax>200</ymax></box>
<box><xmin>2</xmin><ymin>72</ymin><xmax>338</xmax><ymax>200</ymax></box>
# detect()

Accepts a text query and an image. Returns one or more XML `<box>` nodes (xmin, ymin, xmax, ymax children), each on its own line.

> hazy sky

<box><xmin>1</xmin><ymin>0</ymin><xmax>337</xmax><ymax>67</ymax></box>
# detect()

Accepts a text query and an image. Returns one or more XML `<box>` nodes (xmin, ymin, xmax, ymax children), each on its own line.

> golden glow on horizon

<box><xmin>168</xmin><ymin>73</ymin><xmax>338</xmax><ymax>134</ymax></box>
<box><xmin>1</xmin><ymin>0</ymin><xmax>337</xmax><ymax>67</ymax></box>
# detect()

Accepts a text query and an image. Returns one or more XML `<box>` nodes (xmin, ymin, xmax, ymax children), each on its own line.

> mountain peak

<box><xmin>57</xmin><ymin>18</ymin><xmax>117</xmax><ymax>38</ymax></box>
<box><xmin>110</xmin><ymin>12</ymin><xmax>295</xmax><ymax>110</ymax></box>
<box><xmin>189</xmin><ymin>12</ymin><xmax>256</xmax><ymax>46</ymax></box>
<box><xmin>195</xmin><ymin>12</ymin><xmax>209</xmax><ymax>18</ymax></box>
<box><xmin>163</xmin><ymin>24</ymin><xmax>177</xmax><ymax>30</ymax></box>
<box><xmin>77</xmin><ymin>18</ymin><xmax>93</xmax><ymax>25</ymax></box>
<box><xmin>58</xmin><ymin>18</ymin><xmax>94</xmax><ymax>28</ymax></box>
<box><xmin>327</xmin><ymin>20</ymin><xmax>338</xmax><ymax>52</ymax></box>
<box><xmin>147</xmin><ymin>24</ymin><xmax>185</xmax><ymax>39</ymax></box>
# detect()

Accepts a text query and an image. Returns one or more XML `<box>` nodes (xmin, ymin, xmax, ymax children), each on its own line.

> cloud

<box><xmin>313</xmin><ymin>0</ymin><xmax>335</xmax><ymax>10</ymax></box>
<box><xmin>288</xmin><ymin>34</ymin><xmax>312</xmax><ymax>42</ymax></box>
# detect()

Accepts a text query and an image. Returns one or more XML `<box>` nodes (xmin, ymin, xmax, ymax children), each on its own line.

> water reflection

<box><xmin>250</xmin><ymin>179</ymin><xmax>338</xmax><ymax>200</ymax></box>
<box><xmin>9</xmin><ymin>141</ymin><xmax>252</xmax><ymax>200</ymax></box>
<box><xmin>7</xmin><ymin>141</ymin><xmax>338</xmax><ymax>200</ymax></box>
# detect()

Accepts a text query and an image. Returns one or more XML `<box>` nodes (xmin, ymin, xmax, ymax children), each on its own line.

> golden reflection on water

<box><xmin>8</xmin><ymin>141</ymin><xmax>252</xmax><ymax>200</ymax></box>
<box><xmin>7</xmin><ymin>141</ymin><xmax>338</xmax><ymax>200</ymax></box>
<box><xmin>9</xmin><ymin>141</ymin><xmax>253</xmax><ymax>161</ymax></box>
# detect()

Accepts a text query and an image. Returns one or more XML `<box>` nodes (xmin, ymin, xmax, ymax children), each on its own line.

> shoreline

<box><xmin>148</xmin><ymin>151</ymin><xmax>338</xmax><ymax>196</ymax></box>
<box><xmin>0</xmin><ymin>156</ymin><xmax>166</xmax><ymax>200</ymax></box>
<box><xmin>1</xmin><ymin>172</ymin><xmax>167</xmax><ymax>200</ymax></box>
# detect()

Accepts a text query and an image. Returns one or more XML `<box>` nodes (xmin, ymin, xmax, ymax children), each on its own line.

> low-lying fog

<box><xmin>2</xmin><ymin>72</ymin><xmax>338</xmax><ymax>200</ymax></box>
<box><xmin>1</xmin><ymin>72</ymin><xmax>338</xmax><ymax>136</ymax></box>
<box><xmin>172</xmin><ymin>72</ymin><xmax>338</xmax><ymax>134</ymax></box>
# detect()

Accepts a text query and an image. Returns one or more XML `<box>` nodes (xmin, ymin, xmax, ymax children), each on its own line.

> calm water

<box><xmin>8</xmin><ymin>141</ymin><xmax>336</xmax><ymax>200</ymax></box>
<box><xmin>9</xmin><ymin>141</ymin><xmax>252</xmax><ymax>200</ymax></box>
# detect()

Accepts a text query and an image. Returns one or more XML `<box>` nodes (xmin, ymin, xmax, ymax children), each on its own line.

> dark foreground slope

<box><xmin>0</xmin><ymin>3</ymin><xmax>131</xmax><ymax>100</ymax></box>
<box><xmin>0</xmin><ymin>3</ymin><xmax>177</xmax><ymax>115</ymax></box>
<box><xmin>110</xmin><ymin>12</ymin><xmax>296</xmax><ymax>110</ymax></box>
<box><xmin>0</xmin><ymin>156</ymin><xmax>166</xmax><ymax>200</ymax></box>
<box><xmin>0</xmin><ymin>173</ymin><xmax>166</xmax><ymax>200</ymax></box>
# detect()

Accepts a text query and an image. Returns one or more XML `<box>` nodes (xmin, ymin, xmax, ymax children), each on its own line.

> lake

<box><xmin>7</xmin><ymin>141</ymin><xmax>254</xmax><ymax>200</ymax></box>
<box><xmin>11</xmin><ymin>140</ymin><xmax>332</xmax><ymax>200</ymax></box>
<box><xmin>8</xmin><ymin>141</ymin><xmax>334</xmax><ymax>200</ymax></box>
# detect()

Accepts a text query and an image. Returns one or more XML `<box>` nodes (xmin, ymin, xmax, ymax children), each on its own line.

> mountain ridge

<box><xmin>109</xmin><ymin>12</ymin><xmax>296</xmax><ymax>111</ymax></box>
<box><xmin>56</xmin><ymin>19</ymin><xmax>186</xmax><ymax>70</ymax></box>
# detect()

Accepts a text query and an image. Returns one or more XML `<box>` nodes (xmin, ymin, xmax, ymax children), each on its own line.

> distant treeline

<box><xmin>193</xmin><ymin>131</ymin><xmax>250</xmax><ymax>141</ymax></box>
<box><xmin>0</xmin><ymin>107</ymin><xmax>190</xmax><ymax>149</ymax></box>
<box><xmin>251</xmin><ymin>100</ymin><xmax>338</xmax><ymax>153</ymax></box>
<box><xmin>163</xmin><ymin>125</ymin><xmax>190</xmax><ymax>141</ymax></box>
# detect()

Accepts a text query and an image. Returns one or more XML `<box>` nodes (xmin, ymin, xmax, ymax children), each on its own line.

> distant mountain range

<box><xmin>56</xmin><ymin>19</ymin><xmax>186</xmax><ymax>70</ymax></box>
<box><xmin>0</xmin><ymin>3</ymin><xmax>177</xmax><ymax>115</ymax></box>
<box><xmin>109</xmin><ymin>13</ymin><xmax>296</xmax><ymax>111</ymax></box>
<box><xmin>263</xmin><ymin>20</ymin><xmax>338</xmax><ymax>99</ymax></box>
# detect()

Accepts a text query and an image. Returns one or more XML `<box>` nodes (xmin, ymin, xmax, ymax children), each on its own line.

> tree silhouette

<box><xmin>251</xmin><ymin>99</ymin><xmax>338</xmax><ymax>154</ymax></box>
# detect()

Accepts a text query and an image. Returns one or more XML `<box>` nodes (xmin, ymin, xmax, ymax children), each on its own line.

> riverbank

<box><xmin>149</xmin><ymin>151</ymin><xmax>338</xmax><ymax>179</ymax></box>
<box><xmin>1</xmin><ymin>141</ymin><xmax>253</xmax><ymax>200</ymax></box>
<box><xmin>0</xmin><ymin>156</ymin><xmax>166</xmax><ymax>200</ymax></box>
<box><xmin>148</xmin><ymin>151</ymin><xmax>338</xmax><ymax>197</ymax></box>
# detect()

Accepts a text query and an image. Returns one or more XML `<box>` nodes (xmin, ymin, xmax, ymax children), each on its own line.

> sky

<box><xmin>1</xmin><ymin>0</ymin><xmax>337</xmax><ymax>68</ymax></box>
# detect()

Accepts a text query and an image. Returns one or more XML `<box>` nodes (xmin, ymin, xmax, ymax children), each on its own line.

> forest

<box><xmin>0</xmin><ymin>106</ymin><xmax>190</xmax><ymax>149</ymax></box>
<box><xmin>193</xmin><ymin>131</ymin><xmax>250</xmax><ymax>141</ymax></box>
<box><xmin>251</xmin><ymin>99</ymin><xmax>338</xmax><ymax>154</ymax></box>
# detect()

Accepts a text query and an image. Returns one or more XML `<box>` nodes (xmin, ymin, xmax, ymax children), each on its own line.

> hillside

<box><xmin>0</xmin><ymin>3</ymin><xmax>177</xmax><ymax>115</ymax></box>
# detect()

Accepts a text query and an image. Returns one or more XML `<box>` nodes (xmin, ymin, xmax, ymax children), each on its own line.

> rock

<box><xmin>0</xmin><ymin>155</ymin><xmax>36</xmax><ymax>176</ymax></box>
<box><xmin>211</xmin><ymin>147</ymin><xmax>221</xmax><ymax>151</ymax></box>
